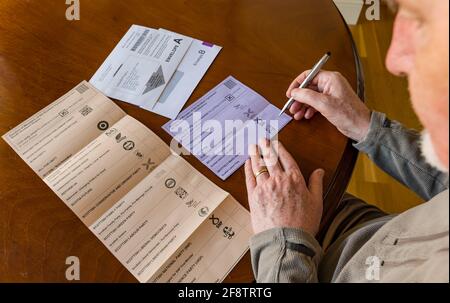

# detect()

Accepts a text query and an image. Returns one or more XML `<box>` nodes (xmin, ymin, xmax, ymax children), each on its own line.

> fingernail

<box><xmin>248</xmin><ymin>144</ymin><xmax>256</xmax><ymax>155</ymax></box>
<box><xmin>260</xmin><ymin>138</ymin><xmax>269</xmax><ymax>147</ymax></box>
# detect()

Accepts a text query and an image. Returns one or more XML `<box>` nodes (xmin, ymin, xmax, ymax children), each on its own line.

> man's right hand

<box><xmin>287</xmin><ymin>70</ymin><xmax>371</xmax><ymax>142</ymax></box>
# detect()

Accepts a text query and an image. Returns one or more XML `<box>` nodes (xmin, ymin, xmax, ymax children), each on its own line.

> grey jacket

<box><xmin>249</xmin><ymin>111</ymin><xmax>449</xmax><ymax>282</ymax></box>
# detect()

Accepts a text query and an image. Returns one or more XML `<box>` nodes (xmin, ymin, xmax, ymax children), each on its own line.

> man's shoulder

<box><xmin>392</xmin><ymin>189</ymin><xmax>449</xmax><ymax>237</ymax></box>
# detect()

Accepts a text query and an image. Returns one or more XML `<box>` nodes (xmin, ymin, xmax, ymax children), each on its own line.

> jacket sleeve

<box><xmin>353</xmin><ymin>111</ymin><xmax>448</xmax><ymax>201</ymax></box>
<box><xmin>249</xmin><ymin>227</ymin><xmax>323</xmax><ymax>283</ymax></box>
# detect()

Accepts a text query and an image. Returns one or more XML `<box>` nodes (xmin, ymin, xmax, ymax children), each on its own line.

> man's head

<box><xmin>385</xmin><ymin>0</ymin><xmax>449</xmax><ymax>172</ymax></box>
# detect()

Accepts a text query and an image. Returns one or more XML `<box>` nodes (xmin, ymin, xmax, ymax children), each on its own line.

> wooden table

<box><xmin>0</xmin><ymin>0</ymin><xmax>362</xmax><ymax>282</ymax></box>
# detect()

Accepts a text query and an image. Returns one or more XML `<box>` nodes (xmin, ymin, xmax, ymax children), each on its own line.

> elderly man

<box><xmin>245</xmin><ymin>0</ymin><xmax>448</xmax><ymax>282</ymax></box>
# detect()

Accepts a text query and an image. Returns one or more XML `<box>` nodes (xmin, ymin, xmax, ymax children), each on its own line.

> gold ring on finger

<box><xmin>255</xmin><ymin>167</ymin><xmax>269</xmax><ymax>178</ymax></box>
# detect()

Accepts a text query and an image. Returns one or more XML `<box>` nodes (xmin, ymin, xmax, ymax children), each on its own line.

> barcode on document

<box><xmin>75</xmin><ymin>83</ymin><xmax>89</xmax><ymax>94</ymax></box>
<box><xmin>224</xmin><ymin>78</ymin><xmax>237</xmax><ymax>90</ymax></box>
<box><xmin>131</xmin><ymin>29</ymin><xmax>150</xmax><ymax>52</ymax></box>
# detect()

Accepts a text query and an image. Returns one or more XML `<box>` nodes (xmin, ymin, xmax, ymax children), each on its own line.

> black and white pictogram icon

<box><xmin>224</xmin><ymin>94</ymin><xmax>235</xmax><ymax>102</ymax></box>
<box><xmin>223</xmin><ymin>226</ymin><xmax>235</xmax><ymax>239</ymax></box>
<box><xmin>59</xmin><ymin>109</ymin><xmax>69</xmax><ymax>118</ymax></box>
<box><xmin>198</xmin><ymin>207</ymin><xmax>209</xmax><ymax>217</ymax></box>
<box><xmin>165</xmin><ymin>178</ymin><xmax>176</xmax><ymax>189</ymax></box>
<box><xmin>185</xmin><ymin>199</ymin><xmax>200</xmax><ymax>208</ymax></box>
<box><xmin>97</xmin><ymin>121</ymin><xmax>109</xmax><ymax>131</ymax></box>
<box><xmin>115</xmin><ymin>133</ymin><xmax>127</xmax><ymax>143</ymax></box>
<box><xmin>105</xmin><ymin>128</ymin><xmax>118</xmax><ymax>137</ymax></box>
<box><xmin>175</xmin><ymin>187</ymin><xmax>188</xmax><ymax>199</ymax></box>
<box><xmin>123</xmin><ymin>140</ymin><xmax>135</xmax><ymax>151</ymax></box>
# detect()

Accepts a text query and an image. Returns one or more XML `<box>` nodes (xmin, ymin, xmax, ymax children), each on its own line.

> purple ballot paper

<box><xmin>163</xmin><ymin>76</ymin><xmax>292</xmax><ymax>180</ymax></box>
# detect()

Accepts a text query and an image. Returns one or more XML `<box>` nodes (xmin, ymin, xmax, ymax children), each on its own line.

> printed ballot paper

<box><xmin>90</xmin><ymin>25</ymin><xmax>221</xmax><ymax>119</ymax></box>
<box><xmin>2</xmin><ymin>81</ymin><xmax>252</xmax><ymax>283</ymax></box>
<box><xmin>163</xmin><ymin>76</ymin><xmax>292</xmax><ymax>180</ymax></box>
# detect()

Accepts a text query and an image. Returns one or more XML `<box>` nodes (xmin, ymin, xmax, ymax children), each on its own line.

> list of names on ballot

<box><xmin>2</xmin><ymin>81</ymin><xmax>252</xmax><ymax>283</ymax></box>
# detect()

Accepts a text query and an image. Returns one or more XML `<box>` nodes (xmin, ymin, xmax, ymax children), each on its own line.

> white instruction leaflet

<box><xmin>3</xmin><ymin>81</ymin><xmax>252</xmax><ymax>283</ymax></box>
<box><xmin>90</xmin><ymin>25</ymin><xmax>193</xmax><ymax>108</ymax></box>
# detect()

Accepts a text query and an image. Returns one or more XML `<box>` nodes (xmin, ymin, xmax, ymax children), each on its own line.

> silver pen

<box><xmin>279</xmin><ymin>52</ymin><xmax>331</xmax><ymax>116</ymax></box>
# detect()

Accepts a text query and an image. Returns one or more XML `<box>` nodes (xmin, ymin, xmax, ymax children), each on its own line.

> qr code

<box><xmin>175</xmin><ymin>187</ymin><xmax>188</xmax><ymax>199</ymax></box>
<box><xmin>223</xmin><ymin>78</ymin><xmax>237</xmax><ymax>90</ymax></box>
<box><xmin>185</xmin><ymin>199</ymin><xmax>199</xmax><ymax>208</ymax></box>
<box><xmin>79</xmin><ymin>105</ymin><xmax>93</xmax><ymax>116</ymax></box>
<box><xmin>75</xmin><ymin>83</ymin><xmax>89</xmax><ymax>94</ymax></box>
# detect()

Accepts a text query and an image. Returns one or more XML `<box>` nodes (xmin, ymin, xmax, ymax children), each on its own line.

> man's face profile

<box><xmin>385</xmin><ymin>0</ymin><xmax>449</xmax><ymax>171</ymax></box>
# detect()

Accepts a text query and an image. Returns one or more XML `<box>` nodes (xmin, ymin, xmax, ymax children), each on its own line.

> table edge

<box><xmin>317</xmin><ymin>4</ymin><xmax>364</xmax><ymax>242</ymax></box>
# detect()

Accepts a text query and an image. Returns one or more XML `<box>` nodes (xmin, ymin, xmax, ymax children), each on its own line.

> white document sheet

<box><xmin>3</xmin><ymin>81</ymin><xmax>252</xmax><ymax>283</ymax></box>
<box><xmin>90</xmin><ymin>25</ymin><xmax>222</xmax><ymax>119</ymax></box>
<box><xmin>163</xmin><ymin>76</ymin><xmax>292</xmax><ymax>180</ymax></box>
<box><xmin>90</xmin><ymin>25</ymin><xmax>193</xmax><ymax>108</ymax></box>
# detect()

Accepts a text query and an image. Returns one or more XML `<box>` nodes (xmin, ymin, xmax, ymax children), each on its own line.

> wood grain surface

<box><xmin>0</xmin><ymin>0</ymin><xmax>362</xmax><ymax>282</ymax></box>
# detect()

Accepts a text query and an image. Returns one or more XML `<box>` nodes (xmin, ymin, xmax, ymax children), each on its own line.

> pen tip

<box><xmin>327</xmin><ymin>51</ymin><xmax>331</xmax><ymax>56</ymax></box>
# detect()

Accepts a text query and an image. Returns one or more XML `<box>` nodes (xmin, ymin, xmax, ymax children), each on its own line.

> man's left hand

<box><xmin>245</xmin><ymin>139</ymin><xmax>324</xmax><ymax>236</ymax></box>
